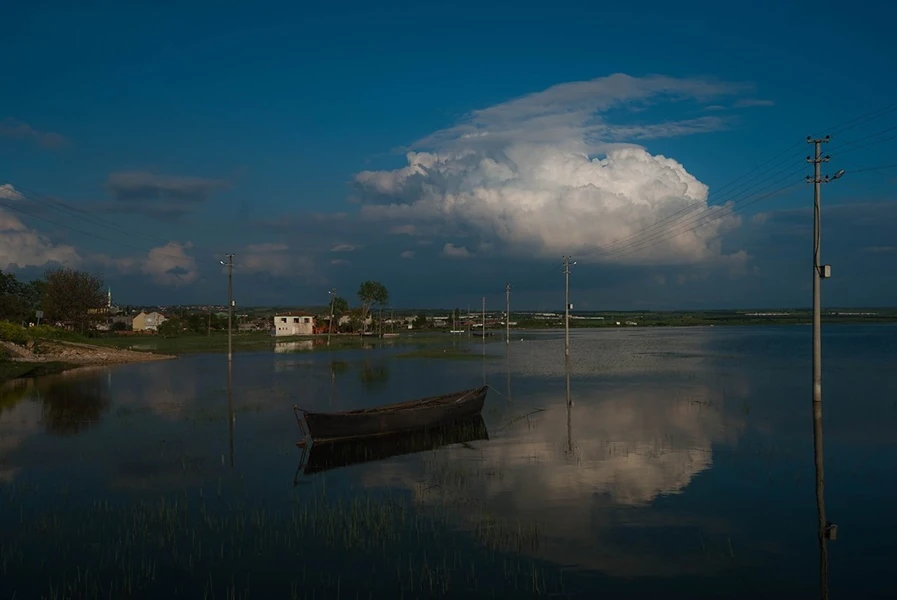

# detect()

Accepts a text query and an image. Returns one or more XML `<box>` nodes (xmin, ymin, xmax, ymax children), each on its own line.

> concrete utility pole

<box><xmin>563</xmin><ymin>256</ymin><xmax>576</xmax><ymax>358</ymax></box>
<box><xmin>220</xmin><ymin>254</ymin><xmax>235</xmax><ymax>363</ymax></box>
<box><xmin>505</xmin><ymin>282</ymin><xmax>511</xmax><ymax>345</ymax></box>
<box><xmin>806</xmin><ymin>135</ymin><xmax>843</xmax><ymax>600</ymax></box>
<box><xmin>481</xmin><ymin>296</ymin><xmax>486</xmax><ymax>339</ymax></box>
<box><xmin>327</xmin><ymin>288</ymin><xmax>336</xmax><ymax>346</ymax></box>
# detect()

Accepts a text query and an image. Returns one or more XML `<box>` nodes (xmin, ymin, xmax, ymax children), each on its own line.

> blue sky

<box><xmin>1</xmin><ymin>0</ymin><xmax>895</xmax><ymax>310</ymax></box>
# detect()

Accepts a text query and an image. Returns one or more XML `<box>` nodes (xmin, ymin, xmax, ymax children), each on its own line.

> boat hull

<box><xmin>301</xmin><ymin>385</ymin><xmax>487</xmax><ymax>442</ymax></box>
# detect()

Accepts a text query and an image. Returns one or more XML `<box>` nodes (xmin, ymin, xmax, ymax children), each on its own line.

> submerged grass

<box><xmin>0</xmin><ymin>478</ymin><xmax>580</xmax><ymax>599</ymax></box>
<box><xmin>91</xmin><ymin>331</ymin><xmax>464</xmax><ymax>356</ymax></box>
<box><xmin>394</xmin><ymin>347</ymin><xmax>500</xmax><ymax>361</ymax></box>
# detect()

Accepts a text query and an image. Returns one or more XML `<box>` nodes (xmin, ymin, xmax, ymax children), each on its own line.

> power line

<box><xmin>591</xmin><ymin>132</ymin><xmax>897</xmax><ymax>261</ymax></box>
<box><xmin>598</xmin><ymin>162</ymin><xmax>809</xmax><ymax>259</ymax></box>
<box><xmin>843</xmin><ymin>163</ymin><xmax>897</xmax><ymax>174</ymax></box>
<box><xmin>1</xmin><ymin>188</ymin><xmax>233</xmax><ymax>264</ymax></box>
<box><xmin>588</xmin><ymin>145</ymin><xmax>804</xmax><ymax>256</ymax></box>
<box><xmin>2</xmin><ymin>181</ymin><xmax>174</xmax><ymax>248</ymax></box>
<box><xmin>608</xmin><ymin>179</ymin><xmax>804</xmax><ymax>262</ymax></box>
<box><xmin>582</xmin><ymin>100</ymin><xmax>897</xmax><ymax>260</ymax></box>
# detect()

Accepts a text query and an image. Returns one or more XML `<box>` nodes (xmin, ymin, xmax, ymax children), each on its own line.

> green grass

<box><xmin>0</xmin><ymin>359</ymin><xmax>77</xmax><ymax>383</ymax></box>
<box><xmin>90</xmin><ymin>331</ymin><xmax>276</xmax><ymax>354</ymax></box>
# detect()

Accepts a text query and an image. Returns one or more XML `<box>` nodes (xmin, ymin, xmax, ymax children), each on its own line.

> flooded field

<box><xmin>1</xmin><ymin>325</ymin><xmax>896</xmax><ymax>599</ymax></box>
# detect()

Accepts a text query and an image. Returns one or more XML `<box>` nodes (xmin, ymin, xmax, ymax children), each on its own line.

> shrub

<box><xmin>28</xmin><ymin>325</ymin><xmax>82</xmax><ymax>341</ymax></box>
<box><xmin>0</xmin><ymin>321</ymin><xmax>30</xmax><ymax>345</ymax></box>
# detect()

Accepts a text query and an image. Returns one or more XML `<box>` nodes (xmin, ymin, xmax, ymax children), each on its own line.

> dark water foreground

<box><xmin>1</xmin><ymin>325</ymin><xmax>895</xmax><ymax>599</ymax></box>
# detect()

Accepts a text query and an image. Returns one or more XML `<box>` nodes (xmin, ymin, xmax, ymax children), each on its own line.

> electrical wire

<box><xmin>588</xmin><ymin>132</ymin><xmax>897</xmax><ymax>261</ymax></box>
<box><xmin>577</xmin><ymin>100</ymin><xmax>897</xmax><ymax>260</ymax></box>
<box><xmin>2</xmin><ymin>99</ymin><xmax>896</xmax><ymax>269</ymax></box>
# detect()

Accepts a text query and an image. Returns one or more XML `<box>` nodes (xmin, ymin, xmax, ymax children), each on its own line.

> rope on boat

<box><xmin>485</xmin><ymin>384</ymin><xmax>510</xmax><ymax>402</ymax></box>
<box><xmin>292</xmin><ymin>405</ymin><xmax>308</xmax><ymax>438</ymax></box>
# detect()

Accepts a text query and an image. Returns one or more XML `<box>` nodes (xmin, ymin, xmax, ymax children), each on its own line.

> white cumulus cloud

<box><xmin>141</xmin><ymin>242</ymin><xmax>198</xmax><ymax>286</ymax></box>
<box><xmin>441</xmin><ymin>242</ymin><xmax>473</xmax><ymax>259</ymax></box>
<box><xmin>352</xmin><ymin>73</ymin><xmax>759</xmax><ymax>266</ymax></box>
<box><xmin>0</xmin><ymin>184</ymin><xmax>81</xmax><ymax>269</ymax></box>
<box><xmin>240</xmin><ymin>243</ymin><xmax>315</xmax><ymax>278</ymax></box>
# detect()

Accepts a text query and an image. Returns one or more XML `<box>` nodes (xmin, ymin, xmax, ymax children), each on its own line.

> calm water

<box><xmin>1</xmin><ymin>325</ymin><xmax>896</xmax><ymax>599</ymax></box>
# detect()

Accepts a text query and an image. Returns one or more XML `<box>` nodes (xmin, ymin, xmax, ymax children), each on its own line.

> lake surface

<box><xmin>1</xmin><ymin>325</ymin><xmax>895</xmax><ymax>599</ymax></box>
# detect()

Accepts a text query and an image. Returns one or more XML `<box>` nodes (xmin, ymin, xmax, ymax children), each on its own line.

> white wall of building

<box><xmin>274</xmin><ymin>314</ymin><xmax>315</xmax><ymax>336</ymax></box>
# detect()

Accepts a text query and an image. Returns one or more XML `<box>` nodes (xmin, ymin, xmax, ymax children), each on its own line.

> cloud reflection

<box><xmin>359</xmin><ymin>375</ymin><xmax>744</xmax><ymax>576</ymax></box>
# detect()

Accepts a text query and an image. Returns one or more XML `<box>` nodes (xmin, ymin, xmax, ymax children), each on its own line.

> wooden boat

<box><xmin>296</xmin><ymin>415</ymin><xmax>489</xmax><ymax>477</ymax></box>
<box><xmin>293</xmin><ymin>385</ymin><xmax>488</xmax><ymax>444</ymax></box>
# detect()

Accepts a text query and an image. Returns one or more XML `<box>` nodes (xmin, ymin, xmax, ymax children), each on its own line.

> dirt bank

<box><xmin>1</xmin><ymin>339</ymin><xmax>176</xmax><ymax>366</ymax></box>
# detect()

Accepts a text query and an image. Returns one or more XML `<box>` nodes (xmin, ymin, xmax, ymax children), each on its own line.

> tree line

<box><xmin>326</xmin><ymin>279</ymin><xmax>390</xmax><ymax>334</ymax></box>
<box><xmin>0</xmin><ymin>268</ymin><xmax>107</xmax><ymax>332</ymax></box>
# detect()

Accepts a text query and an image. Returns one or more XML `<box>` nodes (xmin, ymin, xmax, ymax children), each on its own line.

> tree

<box><xmin>41</xmin><ymin>268</ymin><xmax>106</xmax><ymax>332</ymax></box>
<box><xmin>157</xmin><ymin>317</ymin><xmax>184</xmax><ymax>337</ymax></box>
<box><xmin>0</xmin><ymin>271</ymin><xmax>44</xmax><ymax>323</ymax></box>
<box><xmin>357</xmin><ymin>280</ymin><xmax>389</xmax><ymax>334</ymax></box>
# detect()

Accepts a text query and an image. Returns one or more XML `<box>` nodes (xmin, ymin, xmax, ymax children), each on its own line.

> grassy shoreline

<box><xmin>0</xmin><ymin>359</ymin><xmax>78</xmax><ymax>382</ymax></box>
<box><xmin>2</xmin><ymin>317</ymin><xmax>894</xmax><ymax>382</ymax></box>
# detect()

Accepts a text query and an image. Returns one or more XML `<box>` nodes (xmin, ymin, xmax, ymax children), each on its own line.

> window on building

<box><xmin>293</xmin><ymin>318</ymin><xmax>299</xmax><ymax>323</ymax></box>
<box><xmin>303</xmin><ymin>317</ymin><xmax>310</xmax><ymax>323</ymax></box>
<box><xmin>280</xmin><ymin>318</ymin><xmax>287</xmax><ymax>323</ymax></box>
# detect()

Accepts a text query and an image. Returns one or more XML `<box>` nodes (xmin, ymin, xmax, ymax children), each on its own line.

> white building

<box><xmin>132</xmin><ymin>311</ymin><xmax>167</xmax><ymax>332</ymax></box>
<box><xmin>274</xmin><ymin>313</ymin><xmax>315</xmax><ymax>336</ymax></box>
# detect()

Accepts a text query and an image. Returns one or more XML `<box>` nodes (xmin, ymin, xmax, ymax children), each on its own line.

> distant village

<box><xmin>96</xmin><ymin>288</ymin><xmax>627</xmax><ymax>337</ymax></box>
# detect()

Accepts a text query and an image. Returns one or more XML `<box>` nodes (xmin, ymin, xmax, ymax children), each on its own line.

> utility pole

<box><xmin>327</xmin><ymin>288</ymin><xmax>336</xmax><ymax>346</ymax></box>
<box><xmin>220</xmin><ymin>254</ymin><xmax>235</xmax><ymax>363</ymax></box>
<box><xmin>481</xmin><ymin>296</ymin><xmax>486</xmax><ymax>339</ymax></box>
<box><xmin>505</xmin><ymin>283</ymin><xmax>511</xmax><ymax>345</ymax></box>
<box><xmin>562</xmin><ymin>256</ymin><xmax>576</xmax><ymax>359</ymax></box>
<box><xmin>806</xmin><ymin>135</ymin><xmax>843</xmax><ymax>600</ymax></box>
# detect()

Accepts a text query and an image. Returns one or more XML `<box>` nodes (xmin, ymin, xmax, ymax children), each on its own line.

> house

<box><xmin>274</xmin><ymin>312</ymin><xmax>316</xmax><ymax>336</ymax></box>
<box><xmin>132</xmin><ymin>311</ymin><xmax>167</xmax><ymax>332</ymax></box>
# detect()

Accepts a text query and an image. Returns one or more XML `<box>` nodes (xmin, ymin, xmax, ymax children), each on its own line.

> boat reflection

<box><xmin>294</xmin><ymin>415</ymin><xmax>489</xmax><ymax>481</ymax></box>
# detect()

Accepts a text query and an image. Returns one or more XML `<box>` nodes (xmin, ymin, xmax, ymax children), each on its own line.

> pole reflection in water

<box><xmin>565</xmin><ymin>358</ymin><xmax>574</xmax><ymax>457</ymax></box>
<box><xmin>815</xmin><ymin>404</ymin><xmax>835</xmax><ymax>600</ymax></box>
<box><xmin>505</xmin><ymin>344</ymin><xmax>512</xmax><ymax>404</ymax></box>
<box><xmin>227</xmin><ymin>360</ymin><xmax>235</xmax><ymax>468</ymax></box>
